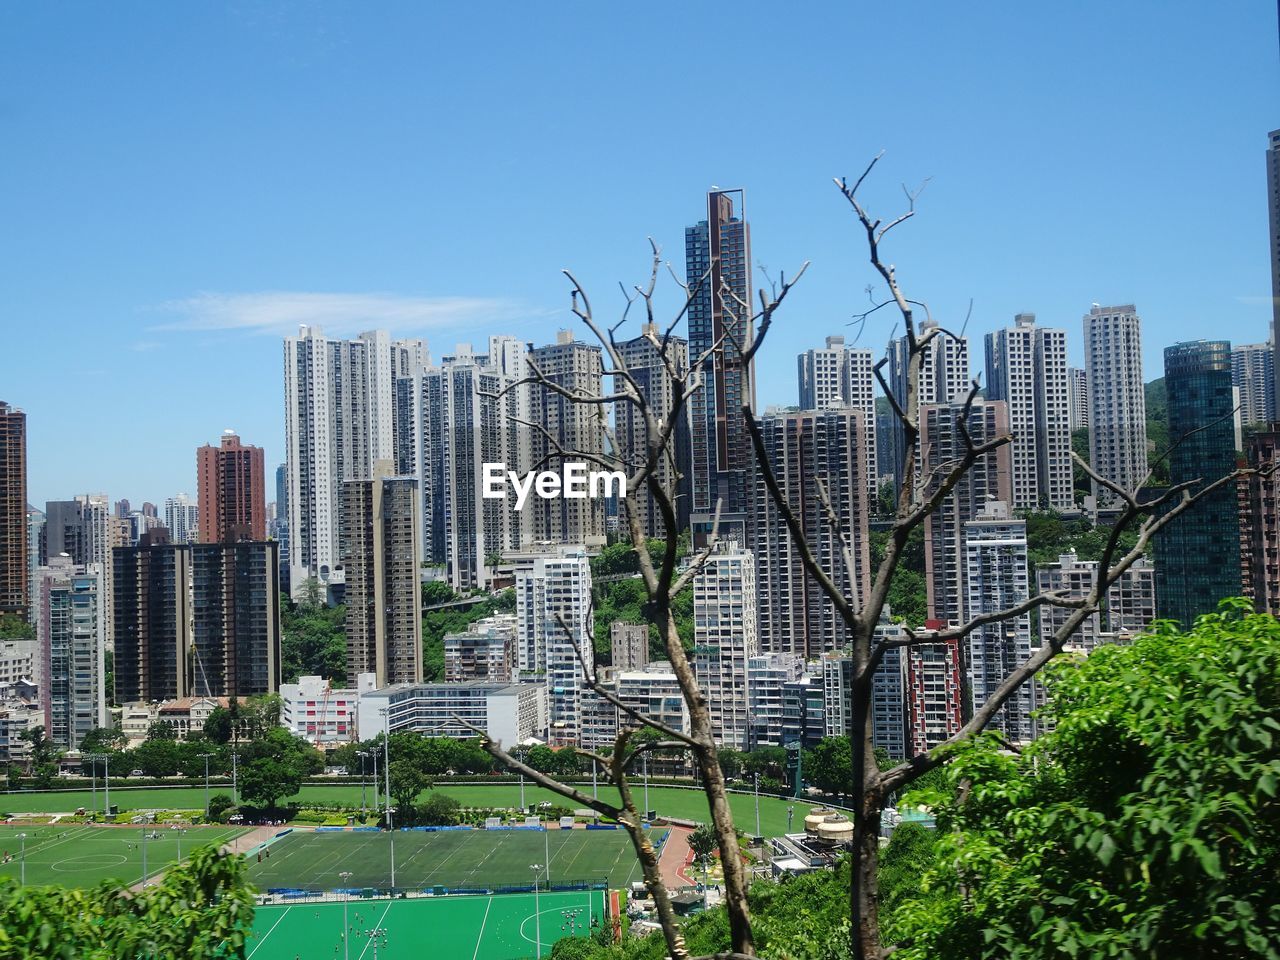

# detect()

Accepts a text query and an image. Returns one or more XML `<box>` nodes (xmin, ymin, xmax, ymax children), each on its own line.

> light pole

<box><xmin>339</xmin><ymin>871</ymin><xmax>353</xmax><ymax>960</ymax></box>
<box><xmin>544</xmin><ymin>828</ymin><xmax>550</xmax><ymax>887</ymax></box>
<box><xmin>530</xmin><ymin>863</ymin><xmax>543</xmax><ymax>957</ymax></box>
<box><xmin>591</xmin><ymin>758</ymin><xmax>598</xmax><ymax>800</ymax></box>
<box><xmin>102</xmin><ymin>753</ymin><xmax>109</xmax><ymax>816</ymax></box>
<box><xmin>370</xmin><ymin>746</ymin><xmax>379</xmax><ymax>812</ymax></box>
<box><xmin>231</xmin><ymin>750</ymin><xmax>238</xmax><ymax>805</ymax></box>
<box><xmin>140</xmin><ymin>828</ymin><xmax>150</xmax><ymax>886</ymax></box>
<box><xmin>17</xmin><ymin>833</ymin><xmax>26</xmax><ymax>887</ymax></box>
<box><xmin>357</xmin><ymin>751</ymin><xmax>368</xmax><ymax>820</ymax></box>
<box><xmin>90</xmin><ymin>756</ymin><xmax>97</xmax><ymax>814</ymax></box>
<box><xmin>380</xmin><ymin>710</ymin><xmax>394</xmax><ymax>890</ymax></box>
<box><xmin>787</xmin><ymin>805</ymin><xmax>795</xmax><ymax>833</ymax></box>
<box><xmin>754</xmin><ymin>773</ymin><xmax>761</xmax><ymax>838</ymax></box>
<box><xmin>200</xmin><ymin>753</ymin><xmax>213</xmax><ymax>818</ymax></box>
<box><xmin>643</xmin><ymin>752</ymin><xmax>650</xmax><ymax>816</ymax></box>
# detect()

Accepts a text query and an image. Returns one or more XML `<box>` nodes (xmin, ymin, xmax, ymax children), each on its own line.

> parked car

<box><xmin>129</xmin><ymin>769</ymin><xmax>144</xmax><ymax>777</ymax></box>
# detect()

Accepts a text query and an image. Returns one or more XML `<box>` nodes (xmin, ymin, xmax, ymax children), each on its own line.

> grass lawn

<box><xmin>249</xmin><ymin>889</ymin><xmax>607</xmax><ymax>960</ymax></box>
<box><xmin>0</xmin><ymin>823</ymin><xmax>245</xmax><ymax>888</ymax></box>
<box><xmin>0</xmin><ymin>783</ymin><xmax>814</xmax><ymax>836</ymax></box>
<box><xmin>248</xmin><ymin>826</ymin><xmax>666</xmax><ymax>892</ymax></box>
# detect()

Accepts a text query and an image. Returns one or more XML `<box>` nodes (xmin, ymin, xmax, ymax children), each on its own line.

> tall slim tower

<box><xmin>693</xmin><ymin>541</ymin><xmax>758</xmax><ymax>749</ymax></box>
<box><xmin>686</xmin><ymin>189</ymin><xmax>754</xmax><ymax>528</ymax></box>
<box><xmin>614</xmin><ymin>324</ymin><xmax>692</xmax><ymax>539</ymax></box>
<box><xmin>0</xmin><ymin>402</ymin><xmax>27</xmax><ymax>620</ymax></box>
<box><xmin>196</xmin><ymin>431</ymin><xmax>266</xmax><ymax>543</ymax></box>
<box><xmin>962</xmin><ymin>501</ymin><xmax>1033</xmax><ymax>741</ymax></box>
<box><xmin>1267</xmin><ymin>130</ymin><xmax>1280</xmax><ymax>419</ymax></box>
<box><xmin>886</xmin><ymin>321</ymin><xmax>971</xmax><ymax>494</ymax></box>
<box><xmin>985</xmin><ymin>314</ymin><xmax>1073</xmax><ymax>511</ymax></box>
<box><xmin>1232</xmin><ymin>342</ymin><xmax>1275</xmax><ymax>427</ymax></box>
<box><xmin>751</xmin><ymin>408</ymin><xmax>871</xmax><ymax>658</ymax></box>
<box><xmin>1084</xmin><ymin>305</ymin><xmax>1148</xmax><ymax>507</ymax></box>
<box><xmin>163</xmin><ymin>493</ymin><xmax>200</xmax><ymax>544</ymax></box>
<box><xmin>797</xmin><ymin>336</ymin><xmax>878</xmax><ymax>501</ymax></box>
<box><xmin>528</xmin><ymin>331</ymin><xmax>606</xmax><ymax>547</ymax></box>
<box><xmin>1067</xmin><ymin>367</ymin><xmax>1090</xmax><ymax>432</ymax></box>
<box><xmin>34</xmin><ymin>555</ymin><xmax>105</xmax><ymax>749</ymax></box>
<box><xmin>1155</xmin><ymin>341</ymin><xmax>1240</xmax><ymax>625</ymax></box>
<box><xmin>341</xmin><ymin>462</ymin><xmax>422</xmax><ymax>687</ymax></box>
<box><xmin>921</xmin><ymin>400</ymin><xmax>1013</xmax><ymax>626</ymax></box>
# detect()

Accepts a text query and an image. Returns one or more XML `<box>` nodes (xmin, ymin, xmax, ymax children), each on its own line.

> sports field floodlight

<box><xmin>16</xmin><ymin>833</ymin><xmax>26</xmax><ymax>887</ymax></box>
<box><xmin>85</xmin><ymin>753</ymin><xmax>110</xmax><ymax>816</ymax></box>
<box><xmin>530</xmin><ymin>863</ymin><xmax>543</xmax><ymax>957</ymax></box>
<box><xmin>339</xmin><ymin>871</ymin><xmax>354</xmax><ymax>960</ymax></box>
<box><xmin>174</xmin><ymin>826</ymin><xmax>187</xmax><ymax>863</ymax></box>
<box><xmin>199</xmin><ymin>753</ymin><xmax>214</xmax><ymax>817</ymax></box>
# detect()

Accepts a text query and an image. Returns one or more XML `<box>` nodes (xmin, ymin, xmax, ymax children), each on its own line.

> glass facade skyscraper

<box><xmin>1154</xmin><ymin>340</ymin><xmax>1240</xmax><ymax>625</ymax></box>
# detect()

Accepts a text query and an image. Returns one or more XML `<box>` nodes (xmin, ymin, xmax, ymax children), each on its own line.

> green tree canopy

<box><xmin>891</xmin><ymin>602</ymin><xmax>1280</xmax><ymax>959</ymax></box>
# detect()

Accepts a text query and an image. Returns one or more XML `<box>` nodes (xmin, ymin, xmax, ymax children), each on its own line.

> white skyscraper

<box><xmin>513</xmin><ymin>547</ymin><xmax>593</xmax><ymax>745</ymax></box>
<box><xmin>34</xmin><ymin>555</ymin><xmax>105</xmax><ymax>750</ymax></box>
<box><xmin>283</xmin><ymin>326</ymin><xmax>427</xmax><ymax>597</ymax></box>
<box><xmin>693</xmin><ymin>541</ymin><xmax>758</xmax><ymax>749</ymax></box>
<box><xmin>962</xmin><ymin>501</ymin><xmax>1033</xmax><ymax>742</ymax></box>
<box><xmin>1084</xmin><ymin>305</ymin><xmax>1148</xmax><ymax>508</ymax></box>
<box><xmin>1035</xmin><ymin>551</ymin><xmax>1157</xmax><ymax>653</ymax></box>
<box><xmin>797</xmin><ymin>336</ymin><xmax>878</xmax><ymax>498</ymax></box>
<box><xmin>886</xmin><ymin>320</ymin><xmax>971</xmax><ymax>492</ymax></box>
<box><xmin>163</xmin><ymin>493</ymin><xmax>199</xmax><ymax>544</ymax></box>
<box><xmin>1067</xmin><ymin>366</ymin><xmax>1090</xmax><ymax>432</ymax></box>
<box><xmin>1232</xmin><ymin>342</ymin><xmax>1275</xmax><ymax>427</ymax></box>
<box><xmin>985</xmin><ymin>314</ymin><xmax>1074</xmax><ymax>512</ymax></box>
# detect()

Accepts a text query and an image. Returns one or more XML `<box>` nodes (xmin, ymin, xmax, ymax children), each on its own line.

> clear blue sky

<box><xmin>2</xmin><ymin>1</ymin><xmax>1277</xmax><ymax>507</ymax></box>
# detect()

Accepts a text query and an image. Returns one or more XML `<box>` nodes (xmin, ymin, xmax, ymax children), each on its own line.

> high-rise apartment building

<box><xmin>1036</xmin><ymin>550</ymin><xmax>1156</xmax><ymax>652</ymax></box>
<box><xmin>527</xmin><ymin>331</ymin><xmax>606</xmax><ymax>547</ymax></box>
<box><xmin>751</xmin><ymin>408</ymin><xmax>871</xmax><ymax>658</ymax></box>
<box><xmin>341</xmin><ymin>463</ymin><xmax>422</xmax><ymax>688</ymax></box>
<box><xmin>614</xmin><ymin>324</ymin><xmax>692</xmax><ymax>538</ymax></box>
<box><xmin>1155</xmin><ymin>341</ymin><xmax>1241</xmax><ymax>625</ymax></box>
<box><xmin>693</xmin><ymin>541</ymin><xmax>758</xmax><ymax>749</ymax></box>
<box><xmin>904</xmin><ymin>621</ymin><xmax>962</xmax><ymax>758</ymax></box>
<box><xmin>1067</xmin><ymin>366</ymin><xmax>1090</xmax><ymax>433</ymax></box>
<box><xmin>821</xmin><ymin>614</ymin><xmax>908</xmax><ymax>760</ymax></box>
<box><xmin>283</xmin><ymin>326</ymin><xmax>427</xmax><ymax>597</ymax></box>
<box><xmin>745</xmin><ymin>652</ymin><xmax>804</xmax><ymax>748</ymax></box>
<box><xmin>163</xmin><ymin>493</ymin><xmax>199</xmax><ymax>544</ymax></box>
<box><xmin>513</xmin><ymin>546</ymin><xmax>593</xmax><ymax>744</ymax></box>
<box><xmin>197</xmin><ymin>431</ymin><xmax>266</xmax><ymax>543</ymax></box>
<box><xmin>886</xmin><ymin>320</ymin><xmax>971</xmax><ymax>494</ymax></box>
<box><xmin>687</xmin><ymin>189</ymin><xmax>754</xmax><ymax>527</ymax></box>
<box><xmin>444</xmin><ymin>615</ymin><xmax>517</xmax><ymax>683</ymax></box>
<box><xmin>962</xmin><ymin>501</ymin><xmax>1033</xmax><ymax>741</ymax></box>
<box><xmin>44</xmin><ymin>494</ymin><xmax>113</xmax><ymax>649</ymax></box>
<box><xmin>34</xmin><ymin>555</ymin><xmax>105</xmax><ymax>749</ymax></box>
<box><xmin>271</xmin><ymin>463</ymin><xmax>290</xmax><ymax>592</ymax></box>
<box><xmin>609</xmin><ymin>622</ymin><xmax>649</xmax><ymax>672</ymax></box>
<box><xmin>191</xmin><ymin>541</ymin><xmax>281</xmax><ymax>698</ymax></box>
<box><xmin>0</xmin><ymin>403</ymin><xmax>27</xmax><ymax>620</ymax></box>
<box><xmin>25</xmin><ymin>507</ymin><xmax>44</xmax><ymax>623</ymax></box>
<box><xmin>1084</xmin><ymin>305</ymin><xmax>1148</xmax><ymax>507</ymax></box>
<box><xmin>1267</xmin><ymin>130</ymin><xmax>1280</xmax><ymax>418</ymax></box>
<box><xmin>113</xmin><ymin>529</ymin><xmax>191</xmax><ymax>704</ymax></box>
<box><xmin>920</xmin><ymin>400</ymin><xmax>1013</xmax><ymax>626</ymax></box>
<box><xmin>1232</xmin><ymin>342</ymin><xmax>1275</xmax><ymax>427</ymax></box>
<box><xmin>1241</xmin><ymin>427</ymin><xmax>1280</xmax><ymax>615</ymax></box>
<box><xmin>400</xmin><ymin>339</ymin><xmax>531</xmax><ymax>590</ymax></box>
<box><xmin>985</xmin><ymin>314</ymin><xmax>1073</xmax><ymax>511</ymax></box>
<box><xmin>797</xmin><ymin>336</ymin><xmax>877</xmax><ymax>499</ymax></box>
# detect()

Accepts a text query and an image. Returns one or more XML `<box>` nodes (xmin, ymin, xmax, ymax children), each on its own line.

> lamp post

<box><xmin>17</xmin><ymin>833</ymin><xmax>26</xmax><ymax>887</ymax></box>
<box><xmin>530</xmin><ymin>863</ymin><xmax>543</xmax><ymax>957</ymax></box>
<box><xmin>90</xmin><ymin>756</ymin><xmax>97</xmax><ymax>814</ymax></box>
<box><xmin>200</xmin><ymin>753</ymin><xmax>213</xmax><ymax>818</ymax></box>
<box><xmin>643</xmin><ymin>752</ymin><xmax>650</xmax><ymax>816</ymax></box>
<box><xmin>357</xmin><ymin>751</ymin><xmax>368</xmax><ymax>819</ymax></box>
<box><xmin>140</xmin><ymin>828</ymin><xmax>150</xmax><ymax>886</ymax></box>
<box><xmin>231</xmin><ymin>749</ymin><xmax>239</xmax><ymax>805</ymax></box>
<box><xmin>339</xmin><ymin>871</ymin><xmax>353</xmax><ymax>960</ymax></box>
<box><xmin>379</xmin><ymin>709</ymin><xmax>395</xmax><ymax>890</ymax></box>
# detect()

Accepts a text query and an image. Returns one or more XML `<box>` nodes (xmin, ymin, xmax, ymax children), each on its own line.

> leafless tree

<box><xmin>469</xmin><ymin>159</ymin><xmax>1260</xmax><ymax>960</ymax></box>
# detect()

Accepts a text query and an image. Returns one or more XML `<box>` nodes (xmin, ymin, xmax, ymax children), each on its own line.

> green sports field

<box><xmin>248</xmin><ymin>827</ymin><xmax>665</xmax><ymax>892</ymax></box>
<box><xmin>0</xmin><ymin>823</ymin><xmax>245</xmax><ymax>888</ymax></box>
<box><xmin>249</xmin><ymin>889</ymin><xmax>607</xmax><ymax>960</ymax></box>
<box><xmin>0</xmin><ymin>783</ymin><xmax>812</xmax><ymax>836</ymax></box>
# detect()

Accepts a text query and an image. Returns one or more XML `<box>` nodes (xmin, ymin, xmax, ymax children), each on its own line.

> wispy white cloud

<box><xmin>149</xmin><ymin>291</ymin><xmax>538</xmax><ymax>337</ymax></box>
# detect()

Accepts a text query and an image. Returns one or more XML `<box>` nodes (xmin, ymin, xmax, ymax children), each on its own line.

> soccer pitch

<box><xmin>0</xmin><ymin>824</ymin><xmax>245</xmax><ymax>888</ymax></box>
<box><xmin>248</xmin><ymin>827</ymin><xmax>666</xmax><ymax>892</ymax></box>
<box><xmin>249</xmin><ymin>889</ymin><xmax>608</xmax><ymax>960</ymax></box>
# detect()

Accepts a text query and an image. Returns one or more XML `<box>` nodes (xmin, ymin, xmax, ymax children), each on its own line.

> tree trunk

<box><xmin>853</xmin><ymin>798</ymin><xmax>884</xmax><ymax>960</ymax></box>
<box><xmin>698</xmin><ymin>746</ymin><xmax>755</xmax><ymax>954</ymax></box>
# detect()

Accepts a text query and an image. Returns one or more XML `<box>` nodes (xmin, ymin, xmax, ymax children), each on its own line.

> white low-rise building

<box><xmin>357</xmin><ymin>680</ymin><xmax>547</xmax><ymax>748</ymax></box>
<box><xmin>280</xmin><ymin>674</ymin><xmax>376</xmax><ymax>745</ymax></box>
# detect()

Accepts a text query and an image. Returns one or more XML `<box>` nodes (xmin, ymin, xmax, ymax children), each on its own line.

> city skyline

<box><xmin>3</xmin><ymin>2</ymin><xmax>1278</xmax><ymax>506</ymax></box>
